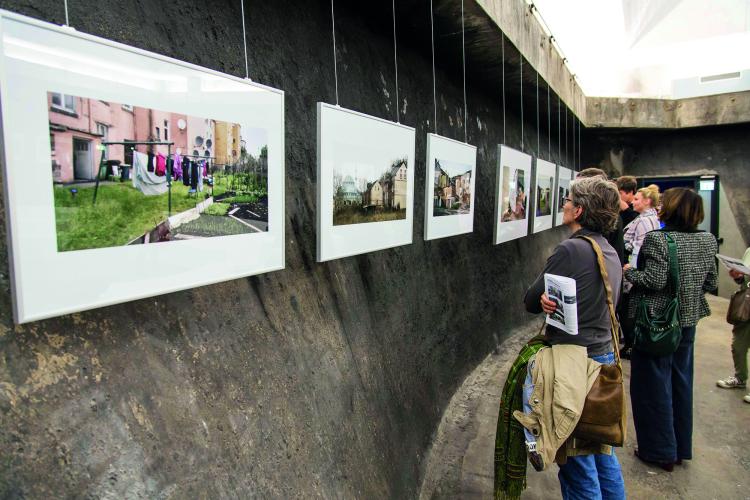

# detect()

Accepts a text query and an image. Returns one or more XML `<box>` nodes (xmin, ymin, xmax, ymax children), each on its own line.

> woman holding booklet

<box><xmin>524</xmin><ymin>175</ymin><xmax>625</xmax><ymax>500</ymax></box>
<box><xmin>716</xmin><ymin>247</ymin><xmax>750</xmax><ymax>403</ymax></box>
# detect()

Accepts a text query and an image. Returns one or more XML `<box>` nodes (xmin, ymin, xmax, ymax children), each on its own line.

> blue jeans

<box><xmin>558</xmin><ymin>351</ymin><xmax>626</xmax><ymax>500</ymax></box>
<box><xmin>630</xmin><ymin>326</ymin><xmax>696</xmax><ymax>463</ymax></box>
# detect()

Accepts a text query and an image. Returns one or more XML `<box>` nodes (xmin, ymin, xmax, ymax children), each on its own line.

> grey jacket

<box><xmin>624</xmin><ymin>229</ymin><xmax>718</xmax><ymax>327</ymax></box>
<box><xmin>525</xmin><ymin>229</ymin><xmax>622</xmax><ymax>356</ymax></box>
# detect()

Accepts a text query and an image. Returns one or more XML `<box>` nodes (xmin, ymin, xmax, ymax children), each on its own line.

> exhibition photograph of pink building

<box><xmin>48</xmin><ymin>92</ymin><xmax>241</xmax><ymax>183</ymax></box>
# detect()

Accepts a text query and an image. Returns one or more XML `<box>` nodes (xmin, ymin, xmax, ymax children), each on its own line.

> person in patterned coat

<box><xmin>623</xmin><ymin>187</ymin><xmax>718</xmax><ymax>471</ymax></box>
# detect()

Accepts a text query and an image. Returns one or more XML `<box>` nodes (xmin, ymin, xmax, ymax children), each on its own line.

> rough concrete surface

<box><xmin>584</xmin><ymin>123</ymin><xmax>750</xmax><ymax>247</ymax></box>
<box><xmin>419</xmin><ymin>294</ymin><xmax>750</xmax><ymax>499</ymax></box>
<box><xmin>0</xmin><ymin>0</ymin><xmax>571</xmax><ymax>497</ymax></box>
<box><xmin>586</xmin><ymin>92</ymin><xmax>750</xmax><ymax>129</ymax></box>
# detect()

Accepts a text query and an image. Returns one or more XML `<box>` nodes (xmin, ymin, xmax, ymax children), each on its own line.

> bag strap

<box><xmin>664</xmin><ymin>233</ymin><xmax>680</xmax><ymax>302</ymax></box>
<box><xmin>576</xmin><ymin>235</ymin><xmax>622</xmax><ymax>367</ymax></box>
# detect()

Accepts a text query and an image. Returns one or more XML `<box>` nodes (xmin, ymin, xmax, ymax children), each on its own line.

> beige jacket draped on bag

<box><xmin>512</xmin><ymin>344</ymin><xmax>602</xmax><ymax>469</ymax></box>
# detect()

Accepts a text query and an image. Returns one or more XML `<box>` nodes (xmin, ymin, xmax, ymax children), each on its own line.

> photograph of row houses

<box><xmin>332</xmin><ymin>157</ymin><xmax>409</xmax><ymax>226</ymax></box>
<box><xmin>47</xmin><ymin>91</ymin><xmax>269</xmax><ymax>252</ymax></box>
<box><xmin>433</xmin><ymin>158</ymin><xmax>472</xmax><ymax>216</ymax></box>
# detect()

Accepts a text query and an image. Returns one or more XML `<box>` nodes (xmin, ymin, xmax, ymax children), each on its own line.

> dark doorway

<box><xmin>639</xmin><ymin>175</ymin><xmax>720</xmax><ymax>240</ymax></box>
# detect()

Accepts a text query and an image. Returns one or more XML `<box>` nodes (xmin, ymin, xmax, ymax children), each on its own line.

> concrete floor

<box><xmin>419</xmin><ymin>294</ymin><xmax>749</xmax><ymax>499</ymax></box>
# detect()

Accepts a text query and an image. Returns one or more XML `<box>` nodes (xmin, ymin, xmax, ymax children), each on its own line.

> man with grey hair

<box><xmin>524</xmin><ymin>175</ymin><xmax>625</xmax><ymax>499</ymax></box>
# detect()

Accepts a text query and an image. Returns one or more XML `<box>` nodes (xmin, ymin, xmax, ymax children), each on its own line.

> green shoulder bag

<box><xmin>633</xmin><ymin>232</ymin><xmax>682</xmax><ymax>356</ymax></box>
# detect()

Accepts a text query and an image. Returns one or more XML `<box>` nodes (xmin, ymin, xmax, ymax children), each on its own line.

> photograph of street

<box><xmin>48</xmin><ymin>91</ymin><xmax>269</xmax><ymax>252</ymax></box>
<box><xmin>332</xmin><ymin>149</ymin><xmax>409</xmax><ymax>226</ymax></box>
<box><xmin>500</xmin><ymin>165</ymin><xmax>527</xmax><ymax>222</ymax></box>
<box><xmin>433</xmin><ymin>158</ymin><xmax>472</xmax><ymax>216</ymax></box>
<box><xmin>536</xmin><ymin>175</ymin><xmax>554</xmax><ymax>216</ymax></box>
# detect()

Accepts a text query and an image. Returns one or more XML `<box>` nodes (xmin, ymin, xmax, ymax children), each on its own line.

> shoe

<box><xmin>744</xmin><ymin>393</ymin><xmax>750</xmax><ymax>404</ymax></box>
<box><xmin>634</xmin><ymin>448</ymin><xmax>674</xmax><ymax>472</ymax></box>
<box><xmin>716</xmin><ymin>376</ymin><xmax>746</xmax><ymax>389</ymax></box>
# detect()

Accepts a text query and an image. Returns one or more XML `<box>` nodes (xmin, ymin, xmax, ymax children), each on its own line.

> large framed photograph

<box><xmin>554</xmin><ymin>166</ymin><xmax>573</xmax><ymax>226</ymax></box>
<box><xmin>493</xmin><ymin>145</ymin><xmax>532</xmax><ymax>244</ymax></box>
<box><xmin>532</xmin><ymin>159</ymin><xmax>556</xmax><ymax>233</ymax></box>
<box><xmin>0</xmin><ymin>11</ymin><xmax>285</xmax><ymax>323</ymax></box>
<box><xmin>424</xmin><ymin>133</ymin><xmax>477</xmax><ymax>241</ymax></box>
<box><xmin>317</xmin><ymin>103</ymin><xmax>415</xmax><ymax>262</ymax></box>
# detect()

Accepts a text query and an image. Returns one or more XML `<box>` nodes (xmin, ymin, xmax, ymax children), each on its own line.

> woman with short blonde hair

<box><xmin>624</xmin><ymin>184</ymin><xmax>661</xmax><ymax>263</ymax></box>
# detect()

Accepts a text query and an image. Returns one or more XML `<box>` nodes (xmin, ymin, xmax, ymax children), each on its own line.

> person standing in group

<box><xmin>578</xmin><ymin>168</ymin><xmax>625</xmax><ymax>265</ymax></box>
<box><xmin>616</xmin><ymin>176</ymin><xmax>639</xmax><ymax>228</ymax></box>
<box><xmin>620</xmin><ymin>184</ymin><xmax>662</xmax><ymax>356</ymax></box>
<box><xmin>623</xmin><ymin>184</ymin><xmax>661</xmax><ymax>266</ymax></box>
<box><xmin>716</xmin><ymin>247</ymin><xmax>750</xmax><ymax>404</ymax></box>
<box><xmin>524</xmin><ymin>175</ymin><xmax>625</xmax><ymax>500</ymax></box>
<box><xmin>623</xmin><ymin>187</ymin><xmax>718</xmax><ymax>471</ymax></box>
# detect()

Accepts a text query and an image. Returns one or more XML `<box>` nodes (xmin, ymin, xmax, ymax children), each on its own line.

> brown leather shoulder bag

<box><xmin>570</xmin><ymin>236</ymin><xmax>626</xmax><ymax>447</ymax></box>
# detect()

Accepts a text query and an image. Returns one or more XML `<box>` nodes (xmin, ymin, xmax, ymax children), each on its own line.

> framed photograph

<box><xmin>554</xmin><ymin>166</ymin><xmax>573</xmax><ymax>226</ymax></box>
<box><xmin>0</xmin><ymin>11</ymin><xmax>285</xmax><ymax>323</ymax></box>
<box><xmin>424</xmin><ymin>133</ymin><xmax>477</xmax><ymax>241</ymax></box>
<box><xmin>317</xmin><ymin>103</ymin><xmax>415</xmax><ymax>262</ymax></box>
<box><xmin>493</xmin><ymin>145</ymin><xmax>532</xmax><ymax>244</ymax></box>
<box><xmin>532</xmin><ymin>159</ymin><xmax>556</xmax><ymax>233</ymax></box>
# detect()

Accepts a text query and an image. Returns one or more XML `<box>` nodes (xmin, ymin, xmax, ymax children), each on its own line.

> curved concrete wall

<box><xmin>0</xmin><ymin>1</ymin><xmax>568</xmax><ymax>496</ymax></box>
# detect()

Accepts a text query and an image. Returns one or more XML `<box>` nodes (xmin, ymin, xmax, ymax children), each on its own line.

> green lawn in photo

<box><xmin>54</xmin><ymin>182</ymin><xmax>208</xmax><ymax>252</ymax></box>
<box><xmin>333</xmin><ymin>206</ymin><xmax>406</xmax><ymax>226</ymax></box>
<box><xmin>211</xmin><ymin>172</ymin><xmax>266</xmax><ymax>199</ymax></box>
<box><xmin>170</xmin><ymin>214</ymin><xmax>252</xmax><ymax>238</ymax></box>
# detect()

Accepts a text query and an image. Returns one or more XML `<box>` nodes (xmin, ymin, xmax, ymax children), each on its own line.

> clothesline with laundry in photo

<box><xmin>94</xmin><ymin>140</ymin><xmax>173</xmax><ymax>206</ymax></box>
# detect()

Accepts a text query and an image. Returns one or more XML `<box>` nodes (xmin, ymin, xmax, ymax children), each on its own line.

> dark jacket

<box><xmin>624</xmin><ymin>229</ymin><xmax>718</xmax><ymax>327</ymax></box>
<box><xmin>525</xmin><ymin>229</ymin><xmax>622</xmax><ymax>356</ymax></box>
<box><xmin>605</xmin><ymin>216</ymin><xmax>625</xmax><ymax>266</ymax></box>
<box><xmin>620</xmin><ymin>205</ymin><xmax>638</xmax><ymax>227</ymax></box>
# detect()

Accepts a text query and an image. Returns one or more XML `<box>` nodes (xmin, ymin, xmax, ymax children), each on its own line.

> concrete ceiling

<box><xmin>340</xmin><ymin>0</ymin><xmax>577</xmax><ymax>135</ymax></box>
<box><xmin>340</xmin><ymin>0</ymin><xmax>749</xmax><ymax>129</ymax></box>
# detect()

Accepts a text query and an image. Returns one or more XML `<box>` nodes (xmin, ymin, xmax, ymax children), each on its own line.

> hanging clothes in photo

<box><xmin>132</xmin><ymin>151</ymin><xmax>168</xmax><ymax>195</ymax></box>
<box><xmin>173</xmin><ymin>153</ymin><xmax>182</xmax><ymax>180</ymax></box>
<box><xmin>146</xmin><ymin>152</ymin><xmax>155</xmax><ymax>172</ymax></box>
<box><xmin>197</xmin><ymin>160</ymin><xmax>205</xmax><ymax>192</ymax></box>
<box><xmin>183</xmin><ymin>159</ymin><xmax>191</xmax><ymax>186</ymax></box>
<box><xmin>190</xmin><ymin>160</ymin><xmax>199</xmax><ymax>190</ymax></box>
<box><xmin>155</xmin><ymin>153</ymin><xmax>167</xmax><ymax>177</ymax></box>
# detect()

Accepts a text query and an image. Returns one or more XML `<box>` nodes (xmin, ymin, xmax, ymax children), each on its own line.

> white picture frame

<box><xmin>554</xmin><ymin>166</ymin><xmax>573</xmax><ymax>226</ymax></box>
<box><xmin>316</xmin><ymin>103</ymin><xmax>415</xmax><ymax>262</ymax></box>
<box><xmin>0</xmin><ymin>11</ymin><xmax>285</xmax><ymax>323</ymax></box>
<box><xmin>424</xmin><ymin>133</ymin><xmax>477</xmax><ymax>241</ymax></box>
<box><xmin>532</xmin><ymin>159</ymin><xmax>556</xmax><ymax>233</ymax></box>
<box><xmin>493</xmin><ymin>145</ymin><xmax>532</xmax><ymax>244</ymax></box>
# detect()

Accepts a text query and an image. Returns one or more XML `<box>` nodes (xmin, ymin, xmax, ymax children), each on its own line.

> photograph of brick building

<box><xmin>47</xmin><ymin>91</ymin><xmax>269</xmax><ymax>252</ymax></box>
<box><xmin>432</xmin><ymin>158</ymin><xmax>472</xmax><ymax>216</ymax></box>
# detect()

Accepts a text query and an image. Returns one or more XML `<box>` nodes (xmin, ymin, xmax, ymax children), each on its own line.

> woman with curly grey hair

<box><xmin>524</xmin><ymin>175</ymin><xmax>625</xmax><ymax>499</ymax></box>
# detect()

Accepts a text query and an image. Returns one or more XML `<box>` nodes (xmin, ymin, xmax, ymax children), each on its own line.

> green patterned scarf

<box><xmin>494</xmin><ymin>335</ymin><xmax>548</xmax><ymax>500</ymax></box>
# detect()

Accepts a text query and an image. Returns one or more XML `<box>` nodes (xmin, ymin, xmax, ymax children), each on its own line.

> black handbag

<box><xmin>633</xmin><ymin>233</ymin><xmax>682</xmax><ymax>356</ymax></box>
